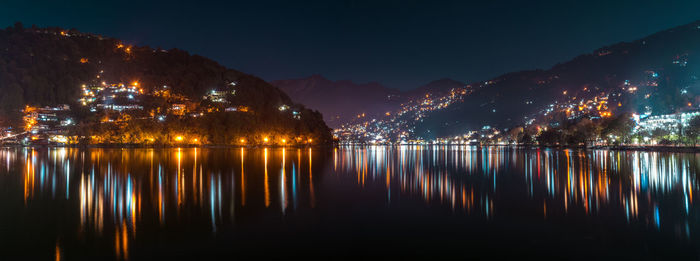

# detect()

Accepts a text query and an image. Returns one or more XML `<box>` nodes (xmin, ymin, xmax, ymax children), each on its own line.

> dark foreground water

<box><xmin>1</xmin><ymin>146</ymin><xmax>699</xmax><ymax>259</ymax></box>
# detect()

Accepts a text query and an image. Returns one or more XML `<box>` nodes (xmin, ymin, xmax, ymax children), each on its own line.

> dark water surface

<box><xmin>1</xmin><ymin>146</ymin><xmax>699</xmax><ymax>259</ymax></box>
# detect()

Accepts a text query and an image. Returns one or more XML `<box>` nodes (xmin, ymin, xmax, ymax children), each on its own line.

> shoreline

<box><xmin>2</xmin><ymin>143</ymin><xmax>699</xmax><ymax>153</ymax></box>
<box><xmin>337</xmin><ymin>143</ymin><xmax>700</xmax><ymax>153</ymax></box>
<box><xmin>505</xmin><ymin>145</ymin><xmax>699</xmax><ymax>153</ymax></box>
<box><xmin>0</xmin><ymin>144</ymin><xmax>331</xmax><ymax>149</ymax></box>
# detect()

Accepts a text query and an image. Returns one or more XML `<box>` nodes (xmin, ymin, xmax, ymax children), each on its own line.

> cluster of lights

<box><xmin>336</xmin><ymin>87</ymin><xmax>470</xmax><ymax>143</ymax></box>
<box><xmin>14</xmin><ymin>63</ymin><xmax>314</xmax><ymax>146</ymax></box>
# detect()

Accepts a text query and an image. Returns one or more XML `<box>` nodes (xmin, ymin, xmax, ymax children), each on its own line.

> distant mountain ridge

<box><xmin>272</xmin><ymin>75</ymin><xmax>465</xmax><ymax>127</ymax></box>
<box><xmin>405</xmin><ymin>78</ymin><xmax>465</xmax><ymax>97</ymax></box>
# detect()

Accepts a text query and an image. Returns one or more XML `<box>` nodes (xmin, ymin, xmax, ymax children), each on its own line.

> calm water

<box><xmin>1</xmin><ymin>146</ymin><xmax>699</xmax><ymax>259</ymax></box>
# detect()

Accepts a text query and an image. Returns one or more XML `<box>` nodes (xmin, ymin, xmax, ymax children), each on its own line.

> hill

<box><xmin>336</xmin><ymin>20</ymin><xmax>700</xmax><ymax>142</ymax></box>
<box><xmin>414</xmin><ymin>20</ymin><xmax>700</xmax><ymax>139</ymax></box>
<box><xmin>0</xmin><ymin>22</ymin><xmax>331</xmax><ymax>145</ymax></box>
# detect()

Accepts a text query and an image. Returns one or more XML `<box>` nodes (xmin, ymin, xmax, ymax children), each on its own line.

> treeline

<box><xmin>479</xmin><ymin>114</ymin><xmax>700</xmax><ymax>147</ymax></box>
<box><xmin>71</xmin><ymin>110</ymin><xmax>331</xmax><ymax>145</ymax></box>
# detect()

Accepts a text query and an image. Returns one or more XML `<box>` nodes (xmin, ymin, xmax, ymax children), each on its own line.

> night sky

<box><xmin>2</xmin><ymin>0</ymin><xmax>700</xmax><ymax>90</ymax></box>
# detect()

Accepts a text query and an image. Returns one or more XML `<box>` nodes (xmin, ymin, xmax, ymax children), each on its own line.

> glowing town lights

<box><xmin>175</xmin><ymin>136</ymin><xmax>184</xmax><ymax>141</ymax></box>
<box><xmin>240</xmin><ymin>138</ymin><xmax>246</xmax><ymax>143</ymax></box>
<box><xmin>308</xmin><ymin>138</ymin><xmax>313</xmax><ymax>143</ymax></box>
<box><xmin>50</xmin><ymin>135</ymin><xmax>69</xmax><ymax>144</ymax></box>
<box><xmin>132</xmin><ymin>81</ymin><xmax>139</xmax><ymax>87</ymax></box>
<box><xmin>193</xmin><ymin>138</ymin><xmax>198</xmax><ymax>143</ymax></box>
<box><xmin>263</xmin><ymin>137</ymin><xmax>269</xmax><ymax>143</ymax></box>
<box><xmin>281</xmin><ymin>139</ymin><xmax>286</xmax><ymax>144</ymax></box>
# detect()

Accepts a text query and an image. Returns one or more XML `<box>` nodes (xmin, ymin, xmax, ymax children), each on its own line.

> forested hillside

<box><xmin>0</xmin><ymin>22</ymin><xmax>331</xmax><ymax>145</ymax></box>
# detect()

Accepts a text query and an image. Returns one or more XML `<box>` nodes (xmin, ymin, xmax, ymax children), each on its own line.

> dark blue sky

<box><xmin>2</xmin><ymin>0</ymin><xmax>700</xmax><ymax>90</ymax></box>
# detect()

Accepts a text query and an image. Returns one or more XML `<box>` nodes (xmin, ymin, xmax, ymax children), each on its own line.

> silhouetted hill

<box><xmin>0</xmin><ymin>22</ymin><xmax>331</xmax><ymax>144</ymax></box>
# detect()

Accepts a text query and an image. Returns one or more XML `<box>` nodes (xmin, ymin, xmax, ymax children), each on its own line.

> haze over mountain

<box><xmin>405</xmin><ymin>78</ymin><xmax>466</xmax><ymax>98</ymax></box>
<box><xmin>273</xmin><ymin>76</ymin><xmax>465</xmax><ymax>127</ymax></box>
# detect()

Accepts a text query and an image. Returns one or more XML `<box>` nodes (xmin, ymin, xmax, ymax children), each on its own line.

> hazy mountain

<box><xmin>272</xmin><ymin>75</ymin><xmax>403</xmax><ymax>127</ymax></box>
<box><xmin>273</xmin><ymin>75</ymin><xmax>466</xmax><ymax>128</ymax></box>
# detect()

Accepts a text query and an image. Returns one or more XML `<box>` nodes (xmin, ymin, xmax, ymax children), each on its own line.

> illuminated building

<box><xmin>23</xmin><ymin>105</ymin><xmax>72</xmax><ymax>134</ymax></box>
<box><xmin>89</xmin><ymin>83</ymin><xmax>144</xmax><ymax>112</ymax></box>
<box><xmin>203</xmin><ymin>89</ymin><xmax>235</xmax><ymax>103</ymax></box>
<box><xmin>635</xmin><ymin>110</ymin><xmax>700</xmax><ymax>135</ymax></box>
<box><xmin>170</xmin><ymin>104</ymin><xmax>187</xmax><ymax>116</ymax></box>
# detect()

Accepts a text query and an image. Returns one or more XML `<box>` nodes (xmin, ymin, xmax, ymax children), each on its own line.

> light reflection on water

<box><xmin>334</xmin><ymin>146</ymin><xmax>699</xmax><ymax>230</ymax></box>
<box><xmin>336</xmin><ymin>145</ymin><xmax>700</xmax><ymax>260</ymax></box>
<box><xmin>1</xmin><ymin>146</ymin><xmax>699</xmax><ymax>259</ymax></box>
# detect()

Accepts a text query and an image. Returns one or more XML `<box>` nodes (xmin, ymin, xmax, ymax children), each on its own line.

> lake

<box><xmin>0</xmin><ymin>146</ymin><xmax>698</xmax><ymax>259</ymax></box>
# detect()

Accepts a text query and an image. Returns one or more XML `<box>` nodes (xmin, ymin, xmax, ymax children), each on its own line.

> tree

<box><xmin>685</xmin><ymin>116</ymin><xmax>700</xmax><ymax>146</ymax></box>
<box><xmin>651</xmin><ymin>128</ymin><xmax>670</xmax><ymax>144</ymax></box>
<box><xmin>537</xmin><ymin>129</ymin><xmax>560</xmax><ymax>146</ymax></box>
<box><xmin>571</xmin><ymin>118</ymin><xmax>598</xmax><ymax>146</ymax></box>
<box><xmin>507</xmin><ymin>127</ymin><xmax>523</xmax><ymax>144</ymax></box>
<box><xmin>602</xmin><ymin>114</ymin><xmax>635</xmax><ymax>145</ymax></box>
<box><xmin>519</xmin><ymin>132</ymin><xmax>533</xmax><ymax>145</ymax></box>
